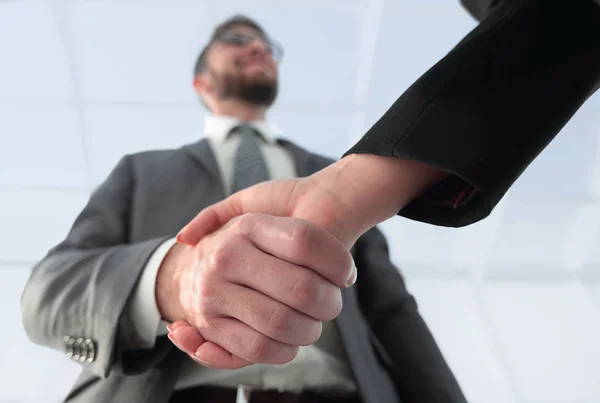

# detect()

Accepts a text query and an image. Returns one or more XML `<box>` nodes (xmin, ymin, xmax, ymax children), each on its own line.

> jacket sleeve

<box><xmin>354</xmin><ymin>226</ymin><xmax>467</xmax><ymax>403</ymax></box>
<box><xmin>20</xmin><ymin>155</ymin><xmax>172</xmax><ymax>379</ymax></box>
<box><xmin>345</xmin><ymin>0</ymin><xmax>600</xmax><ymax>227</ymax></box>
<box><xmin>460</xmin><ymin>0</ymin><xmax>499</xmax><ymax>21</ymax></box>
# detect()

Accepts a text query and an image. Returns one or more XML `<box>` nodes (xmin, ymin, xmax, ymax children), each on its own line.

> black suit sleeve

<box><xmin>345</xmin><ymin>0</ymin><xmax>600</xmax><ymax>227</ymax></box>
<box><xmin>460</xmin><ymin>0</ymin><xmax>500</xmax><ymax>21</ymax></box>
<box><xmin>355</xmin><ymin>226</ymin><xmax>467</xmax><ymax>403</ymax></box>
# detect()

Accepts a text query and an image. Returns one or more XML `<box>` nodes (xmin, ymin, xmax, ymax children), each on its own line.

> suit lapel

<box><xmin>180</xmin><ymin>137</ymin><xmax>226</xmax><ymax>208</ymax></box>
<box><xmin>182</xmin><ymin>138</ymin><xmax>224</xmax><ymax>185</ymax></box>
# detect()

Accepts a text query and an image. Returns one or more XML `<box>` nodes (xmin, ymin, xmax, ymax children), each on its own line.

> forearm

<box><xmin>21</xmin><ymin>237</ymin><xmax>168</xmax><ymax>378</ymax></box>
<box><xmin>343</xmin><ymin>0</ymin><xmax>600</xmax><ymax>227</ymax></box>
<box><xmin>155</xmin><ymin>242</ymin><xmax>188</xmax><ymax>324</ymax></box>
<box><xmin>313</xmin><ymin>153</ymin><xmax>446</xmax><ymax>237</ymax></box>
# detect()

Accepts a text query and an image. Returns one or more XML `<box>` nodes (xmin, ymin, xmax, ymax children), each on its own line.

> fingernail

<box><xmin>166</xmin><ymin>324</ymin><xmax>174</xmax><ymax>332</ymax></box>
<box><xmin>191</xmin><ymin>353</ymin><xmax>213</xmax><ymax>366</ymax></box>
<box><xmin>167</xmin><ymin>333</ymin><xmax>180</xmax><ymax>349</ymax></box>
<box><xmin>346</xmin><ymin>262</ymin><xmax>357</xmax><ymax>287</ymax></box>
<box><xmin>176</xmin><ymin>232</ymin><xmax>193</xmax><ymax>246</ymax></box>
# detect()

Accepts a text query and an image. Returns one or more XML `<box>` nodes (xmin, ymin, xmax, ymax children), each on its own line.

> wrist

<box><xmin>311</xmin><ymin>154</ymin><xmax>395</xmax><ymax>237</ymax></box>
<box><xmin>155</xmin><ymin>243</ymin><xmax>186</xmax><ymax>323</ymax></box>
<box><xmin>314</xmin><ymin>153</ymin><xmax>446</xmax><ymax>233</ymax></box>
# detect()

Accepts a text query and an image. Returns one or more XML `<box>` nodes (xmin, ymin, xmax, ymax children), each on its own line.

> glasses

<box><xmin>215</xmin><ymin>32</ymin><xmax>284</xmax><ymax>62</ymax></box>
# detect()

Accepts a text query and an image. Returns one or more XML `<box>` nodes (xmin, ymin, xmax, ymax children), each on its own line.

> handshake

<box><xmin>156</xmin><ymin>154</ymin><xmax>444</xmax><ymax>369</ymax></box>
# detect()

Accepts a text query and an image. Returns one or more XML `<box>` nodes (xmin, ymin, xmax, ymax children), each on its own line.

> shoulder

<box><xmin>127</xmin><ymin>147</ymin><xmax>182</xmax><ymax>163</ymax></box>
<box><xmin>124</xmin><ymin>140</ymin><xmax>202</xmax><ymax>168</ymax></box>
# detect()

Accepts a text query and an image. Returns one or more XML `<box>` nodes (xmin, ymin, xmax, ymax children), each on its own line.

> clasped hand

<box><xmin>160</xmin><ymin>176</ymin><xmax>360</xmax><ymax>369</ymax></box>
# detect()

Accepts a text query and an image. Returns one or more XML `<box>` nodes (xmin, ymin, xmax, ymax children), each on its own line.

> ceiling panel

<box><xmin>563</xmin><ymin>203</ymin><xmax>600</xmax><ymax>277</ymax></box>
<box><xmin>0</xmin><ymin>104</ymin><xmax>87</xmax><ymax>189</ymax></box>
<box><xmin>587</xmin><ymin>284</ymin><xmax>600</xmax><ymax>311</ymax></box>
<box><xmin>377</xmin><ymin>218</ymin><xmax>470</xmax><ymax>277</ymax></box>
<box><xmin>71</xmin><ymin>1</ymin><xmax>212</xmax><ymax>103</ymax></box>
<box><xmin>0</xmin><ymin>189</ymin><xmax>89</xmax><ymax>262</ymax></box>
<box><xmin>583</xmin><ymin>241</ymin><xmax>600</xmax><ymax>280</ymax></box>
<box><xmin>376</xmin><ymin>197</ymin><xmax>507</xmax><ymax>278</ymax></box>
<box><xmin>0</xmin><ymin>2</ymin><xmax>73</xmax><ymax>101</ymax></box>
<box><xmin>84</xmin><ymin>105</ymin><xmax>206</xmax><ymax>185</ymax></box>
<box><xmin>408</xmin><ymin>279</ymin><xmax>516</xmax><ymax>403</ymax></box>
<box><xmin>482</xmin><ymin>281</ymin><xmax>600</xmax><ymax>402</ymax></box>
<box><xmin>269</xmin><ymin>105</ymin><xmax>356</xmax><ymax>160</ymax></box>
<box><xmin>509</xmin><ymin>94</ymin><xmax>600</xmax><ymax>200</ymax></box>
<box><xmin>484</xmin><ymin>200</ymin><xmax>596</xmax><ymax>278</ymax></box>
<box><xmin>366</xmin><ymin>2</ymin><xmax>477</xmax><ymax>110</ymax></box>
<box><xmin>0</xmin><ymin>265</ymin><xmax>80</xmax><ymax>401</ymax></box>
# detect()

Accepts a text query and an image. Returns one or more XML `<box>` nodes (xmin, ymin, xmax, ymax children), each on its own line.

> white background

<box><xmin>1</xmin><ymin>1</ymin><xmax>599</xmax><ymax>402</ymax></box>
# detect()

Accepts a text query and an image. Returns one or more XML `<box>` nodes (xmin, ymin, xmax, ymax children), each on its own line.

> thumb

<box><xmin>176</xmin><ymin>198</ymin><xmax>240</xmax><ymax>245</ymax></box>
<box><xmin>177</xmin><ymin>180</ymin><xmax>297</xmax><ymax>245</ymax></box>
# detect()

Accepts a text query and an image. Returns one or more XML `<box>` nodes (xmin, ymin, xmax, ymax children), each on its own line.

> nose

<box><xmin>247</xmin><ymin>38</ymin><xmax>270</xmax><ymax>55</ymax></box>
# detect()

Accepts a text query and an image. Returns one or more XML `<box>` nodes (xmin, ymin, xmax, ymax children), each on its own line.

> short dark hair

<box><xmin>193</xmin><ymin>15</ymin><xmax>267</xmax><ymax>77</ymax></box>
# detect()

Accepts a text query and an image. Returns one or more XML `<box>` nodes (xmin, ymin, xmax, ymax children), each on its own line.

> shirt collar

<box><xmin>203</xmin><ymin>113</ymin><xmax>282</xmax><ymax>143</ymax></box>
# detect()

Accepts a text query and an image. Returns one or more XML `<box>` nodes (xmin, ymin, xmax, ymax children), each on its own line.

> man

<box><xmin>21</xmin><ymin>15</ymin><xmax>466</xmax><ymax>403</ymax></box>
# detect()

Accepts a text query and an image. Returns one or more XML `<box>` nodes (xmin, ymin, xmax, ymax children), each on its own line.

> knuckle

<box><xmin>188</xmin><ymin>279</ymin><xmax>220</xmax><ymax>325</ymax></box>
<box><xmin>192</xmin><ymin>313</ymin><xmax>214</xmax><ymax>330</ymax></box>
<box><xmin>288</xmin><ymin>221</ymin><xmax>312</xmax><ymax>256</ymax></box>
<box><xmin>326</xmin><ymin>246</ymin><xmax>353</xmax><ymax>287</ymax></box>
<box><xmin>195</xmin><ymin>277</ymin><xmax>217</xmax><ymax>299</ymax></box>
<box><xmin>290</xmin><ymin>274</ymin><xmax>321</xmax><ymax>308</ymax></box>
<box><xmin>303</xmin><ymin>320</ymin><xmax>323</xmax><ymax>345</ymax></box>
<box><xmin>340</xmin><ymin>251</ymin><xmax>354</xmax><ymax>277</ymax></box>
<box><xmin>206</xmin><ymin>243</ymin><xmax>235</xmax><ymax>274</ymax></box>
<box><xmin>267</xmin><ymin>306</ymin><xmax>296</xmax><ymax>334</ymax></box>
<box><xmin>229</xmin><ymin>213</ymin><xmax>258</xmax><ymax>236</ymax></box>
<box><xmin>280</xmin><ymin>346</ymin><xmax>300</xmax><ymax>364</ymax></box>
<box><xmin>322</xmin><ymin>285</ymin><xmax>343</xmax><ymax>321</ymax></box>
<box><xmin>196</xmin><ymin>278</ymin><xmax>221</xmax><ymax>304</ymax></box>
<box><xmin>248</xmin><ymin>334</ymin><xmax>277</xmax><ymax>362</ymax></box>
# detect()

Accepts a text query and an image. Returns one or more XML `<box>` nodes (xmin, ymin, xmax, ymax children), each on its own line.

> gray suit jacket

<box><xmin>21</xmin><ymin>138</ymin><xmax>466</xmax><ymax>403</ymax></box>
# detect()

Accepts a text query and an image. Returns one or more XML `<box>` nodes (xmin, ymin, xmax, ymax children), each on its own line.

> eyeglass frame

<box><xmin>212</xmin><ymin>31</ymin><xmax>284</xmax><ymax>62</ymax></box>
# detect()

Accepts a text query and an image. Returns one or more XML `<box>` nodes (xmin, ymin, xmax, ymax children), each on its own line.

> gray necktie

<box><xmin>231</xmin><ymin>125</ymin><xmax>270</xmax><ymax>193</ymax></box>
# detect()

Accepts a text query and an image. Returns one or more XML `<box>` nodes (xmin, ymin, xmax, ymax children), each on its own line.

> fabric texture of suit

<box><xmin>346</xmin><ymin>0</ymin><xmax>600</xmax><ymax>227</ymax></box>
<box><xmin>21</xmin><ymin>138</ymin><xmax>466</xmax><ymax>403</ymax></box>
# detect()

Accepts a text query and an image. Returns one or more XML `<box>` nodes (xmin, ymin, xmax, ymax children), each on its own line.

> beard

<box><xmin>209</xmin><ymin>66</ymin><xmax>278</xmax><ymax>107</ymax></box>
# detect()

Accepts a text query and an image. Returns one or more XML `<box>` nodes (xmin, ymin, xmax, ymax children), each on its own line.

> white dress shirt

<box><xmin>124</xmin><ymin>114</ymin><xmax>356</xmax><ymax>393</ymax></box>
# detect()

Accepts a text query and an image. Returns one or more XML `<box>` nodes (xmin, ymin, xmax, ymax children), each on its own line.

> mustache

<box><xmin>238</xmin><ymin>49</ymin><xmax>271</xmax><ymax>66</ymax></box>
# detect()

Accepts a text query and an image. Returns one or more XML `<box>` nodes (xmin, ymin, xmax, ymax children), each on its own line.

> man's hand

<box><xmin>168</xmin><ymin>154</ymin><xmax>444</xmax><ymax>366</ymax></box>
<box><xmin>176</xmin><ymin>173</ymin><xmax>363</xmax><ymax>251</ymax></box>
<box><xmin>156</xmin><ymin>213</ymin><xmax>355</xmax><ymax>369</ymax></box>
<box><xmin>176</xmin><ymin>154</ymin><xmax>446</xmax><ymax>250</ymax></box>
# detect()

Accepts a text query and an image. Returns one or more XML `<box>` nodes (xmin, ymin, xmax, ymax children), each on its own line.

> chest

<box><xmin>127</xmin><ymin>155</ymin><xmax>227</xmax><ymax>243</ymax></box>
<box><xmin>125</xmin><ymin>142</ymin><xmax>321</xmax><ymax>243</ymax></box>
<box><xmin>208</xmin><ymin>137</ymin><xmax>298</xmax><ymax>195</ymax></box>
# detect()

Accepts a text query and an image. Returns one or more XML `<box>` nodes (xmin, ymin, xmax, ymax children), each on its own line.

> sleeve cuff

<box><xmin>123</xmin><ymin>237</ymin><xmax>177</xmax><ymax>349</ymax></box>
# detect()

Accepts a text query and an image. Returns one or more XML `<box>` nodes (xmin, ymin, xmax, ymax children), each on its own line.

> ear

<box><xmin>193</xmin><ymin>73</ymin><xmax>213</xmax><ymax>97</ymax></box>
